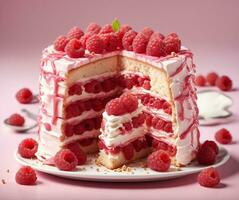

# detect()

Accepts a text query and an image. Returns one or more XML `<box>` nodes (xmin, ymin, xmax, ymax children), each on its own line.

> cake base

<box><xmin>99</xmin><ymin>148</ymin><xmax>151</xmax><ymax>169</ymax></box>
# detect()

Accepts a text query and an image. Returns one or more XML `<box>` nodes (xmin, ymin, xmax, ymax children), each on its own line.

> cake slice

<box><xmin>98</xmin><ymin>93</ymin><xmax>150</xmax><ymax>169</ymax></box>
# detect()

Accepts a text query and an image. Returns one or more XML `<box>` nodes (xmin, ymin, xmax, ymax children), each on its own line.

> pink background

<box><xmin>0</xmin><ymin>0</ymin><xmax>239</xmax><ymax>200</ymax></box>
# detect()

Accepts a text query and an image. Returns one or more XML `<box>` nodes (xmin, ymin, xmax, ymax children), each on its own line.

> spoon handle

<box><xmin>21</xmin><ymin>109</ymin><xmax>38</xmax><ymax>121</ymax></box>
<box><xmin>17</xmin><ymin>123</ymin><xmax>38</xmax><ymax>133</ymax></box>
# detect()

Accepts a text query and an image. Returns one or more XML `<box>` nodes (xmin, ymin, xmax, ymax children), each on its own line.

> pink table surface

<box><xmin>0</xmin><ymin>0</ymin><xmax>239</xmax><ymax>200</ymax></box>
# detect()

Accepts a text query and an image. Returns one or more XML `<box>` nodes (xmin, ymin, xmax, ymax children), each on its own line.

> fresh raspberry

<box><xmin>133</xmin><ymin>138</ymin><xmax>147</xmax><ymax>152</ymax></box>
<box><xmin>99</xmin><ymin>24</ymin><xmax>113</xmax><ymax>34</ymax></box>
<box><xmin>79</xmin><ymin>138</ymin><xmax>94</xmax><ymax>146</ymax></box>
<box><xmin>100</xmin><ymin>33</ymin><xmax>118</xmax><ymax>52</ymax></box>
<box><xmin>124</xmin><ymin>76</ymin><xmax>138</xmax><ymax>89</ymax></box>
<box><xmin>146</xmin><ymin>37</ymin><xmax>165</xmax><ymax>57</ymax></box>
<box><xmin>216</xmin><ymin>76</ymin><xmax>233</xmax><ymax>91</ymax></box>
<box><xmin>68</xmin><ymin>83</ymin><xmax>82</xmax><ymax>95</ymax></box>
<box><xmin>53</xmin><ymin>35</ymin><xmax>69</xmax><ymax>51</ymax></box>
<box><xmin>80</xmin><ymin>32</ymin><xmax>95</xmax><ymax>48</ymax></box>
<box><xmin>84</xmin><ymin>80</ymin><xmax>102</xmax><ymax>93</ymax></box>
<box><xmin>132</xmin><ymin>113</ymin><xmax>145</xmax><ymax>128</ymax></box>
<box><xmin>117</xmin><ymin>25</ymin><xmax>133</xmax><ymax>49</ymax></box>
<box><xmin>195</xmin><ymin>75</ymin><xmax>206</xmax><ymax>86</ymax></box>
<box><xmin>86</xmin><ymin>34</ymin><xmax>104</xmax><ymax>54</ymax></box>
<box><xmin>83</xmin><ymin>118</ymin><xmax>95</xmax><ymax>131</ymax></box>
<box><xmin>94</xmin><ymin>116</ymin><xmax>102</xmax><ymax>129</ymax></box>
<box><xmin>206</xmin><ymin>72</ymin><xmax>219</xmax><ymax>86</ymax></box>
<box><xmin>81</xmin><ymin>101</ymin><xmax>92</xmax><ymax>111</ymax></box>
<box><xmin>215</xmin><ymin>128</ymin><xmax>232</xmax><ymax>144</ymax></box>
<box><xmin>132</xmin><ymin>32</ymin><xmax>149</xmax><ymax>53</ymax></box>
<box><xmin>197</xmin><ymin>145</ymin><xmax>216</xmax><ymax>165</ymax></box>
<box><xmin>65</xmin><ymin>103</ymin><xmax>81</xmax><ymax>119</ymax></box>
<box><xmin>18</xmin><ymin>138</ymin><xmax>38</xmax><ymax>158</ymax></box>
<box><xmin>163</xmin><ymin>33</ymin><xmax>181</xmax><ymax>55</ymax></box>
<box><xmin>122</xmin><ymin>143</ymin><xmax>134</xmax><ymax>160</ymax></box>
<box><xmin>105</xmin><ymin>98</ymin><xmax>127</xmax><ymax>116</ymax></box>
<box><xmin>54</xmin><ymin>149</ymin><xmax>78</xmax><ymax>171</ymax></box>
<box><xmin>147</xmin><ymin>150</ymin><xmax>171</xmax><ymax>172</ymax></box>
<box><xmin>145</xmin><ymin>113</ymin><xmax>153</xmax><ymax>127</ymax></box>
<box><xmin>91</xmin><ymin>99</ymin><xmax>104</xmax><ymax>111</ymax></box>
<box><xmin>150</xmin><ymin>32</ymin><xmax>165</xmax><ymax>40</ymax></box>
<box><xmin>73</xmin><ymin>123</ymin><xmax>85</xmax><ymax>135</ymax></box>
<box><xmin>16</xmin><ymin>88</ymin><xmax>33</xmax><ymax>104</ymax></box>
<box><xmin>163</xmin><ymin>122</ymin><xmax>173</xmax><ymax>132</ymax></box>
<box><xmin>8</xmin><ymin>113</ymin><xmax>25</xmax><ymax>126</ymax></box>
<box><xmin>123</xmin><ymin>122</ymin><xmax>133</xmax><ymax>131</ymax></box>
<box><xmin>201</xmin><ymin>140</ymin><xmax>219</xmax><ymax>154</ymax></box>
<box><xmin>142</xmin><ymin>80</ymin><xmax>151</xmax><ymax>90</ymax></box>
<box><xmin>141</xmin><ymin>94</ymin><xmax>151</xmax><ymax>105</ymax></box>
<box><xmin>15</xmin><ymin>166</ymin><xmax>37</xmax><ymax>185</ymax></box>
<box><xmin>141</xmin><ymin>27</ymin><xmax>154</xmax><ymax>40</ymax></box>
<box><xmin>198</xmin><ymin>167</ymin><xmax>220</xmax><ymax>187</ymax></box>
<box><xmin>102</xmin><ymin>78</ymin><xmax>116</xmax><ymax>92</ymax></box>
<box><xmin>155</xmin><ymin>119</ymin><xmax>166</xmax><ymax>130</ymax></box>
<box><xmin>67</xmin><ymin>142</ymin><xmax>87</xmax><ymax>165</ymax></box>
<box><xmin>86</xmin><ymin>23</ymin><xmax>101</xmax><ymax>34</ymax></box>
<box><xmin>64</xmin><ymin>123</ymin><xmax>74</xmax><ymax>137</ymax></box>
<box><xmin>67</xmin><ymin>26</ymin><xmax>84</xmax><ymax>40</ymax></box>
<box><xmin>65</xmin><ymin>39</ymin><xmax>85</xmax><ymax>58</ymax></box>
<box><xmin>152</xmin><ymin>99</ymin><xmax>163</xmax><ymax>109</ymax></box>
<box><xmin>152</xmin><ymin>140</ymin><xmax>168</xmax><ymax>151</ymax></box>
<box><xmin>122</xmin><ymin>30</ymin><xmax>137</xmax><ymax>51</ymax></box>
<box><xmin>120</xmin><ymin>93</ymin><xmax>138</xmax><ymax>113</ymax></box>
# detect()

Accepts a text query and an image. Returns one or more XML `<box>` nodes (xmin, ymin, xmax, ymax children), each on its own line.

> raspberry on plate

<box><xmin>105</xmin><ymin>98</ymin><xmax>127</xmax><ymax>116</ymax></box>
<box><xmin>215</xmin><ymin>128</ymin><xmax>232</xmax><ymax>144</ymax></box>
<box><xmin>120</xmin><ymin>93</ymin><xmax>138</xmax><ymax>113</ymax></box>
<box><xmin>206</xmin><ymin>72</ymin><xmax>219</xmax><ymax>86</ymax></box>
<box><xmin>201</xmin><ymin>140</ymin><xmax>219</xmax><ymax>155</ymax></box>
<box><xmin>146</xmin><ymin>37</ymin><xmax>165</xmax><ymax>57</ymax></box>
<box><xmin>53</xmin><ymin>35</ymin><xmax>69</xmax><ymax>51</ymax></box>
<box><xmin>198</xmin><ymin>167</ymin><xmax>220</xmax><ymax>187</ymax></box>
<box><xmin>132</xmin><ymin>32</ymin><xmax>149</xmax><ymax>53</ymax></box>
<box><xmin>100</xmin><ymin>33</ymin><xmax>118</xmax><ymax>52</ymax></box>
<box><xmin>86</xmin><ymin>35</ymin><xmax>104</xmax><ymax>54</ymax></box>
<box><xmin>54</xmin><ymin>149</ymin><xmax>78</xmax><ymax>171</ymax></box>
<box><xmin>18</xmin><ymin>138</ymin><xmax>38</xmax><ymax>158</ymax></box>
<box><xmin>197</xmin><ymin>145</ymin><xmax>216</xmax><ymax>165</ymax></box>
<box><xmin>86</xmin><ymin>23</ymin><xmax>101</xmax><ymax>34</ymax></box>
<box><xmin>163</xmin><ymin>33</ymin><xmax>181</xmax><ymax>55</ymax></box>
<box><xmin>65</xmin><ymin>39</ymin><xmax>85</xmax><ymax>58</ymax></box>
<box><xmin>122</xmin><ymin>30</ymin><xmax>137</xmax><ymax>51</ymax></box>
<box><xmin>147</xmin><ymin>150</ymin><xmax>171</xmax><ymax>172</ymax></box>
<box><xmin>216</xmin><ymin>75</ymin><xmax>233</xmax><ymax>91</ymax></box>
<box><xmin>195</xmin><ymin>75</ymin><xmax>206</xmax><ymax>86</ymax></box>
<box><xmin>67</xmin><ymin>26</ymin><xmax>84</xmax><ymax>40</ymax></box>
<box><xmin>8</xmin><ymin>113</ymin><xmax>25</xmax><ymax>126</ymax></box>
<box><xmin>15</xmin><ymin>166</ymin><xmax>37</xmax><ymax>185</ymax></box>
<box><xmin>67</xmin><ymin>142</ymin><xmax>87</xmax><ymax>165</ymax></box>
<box><xmin>16</xmin><ymin>88</ymin><xmax>33</xmax><ymax>104</ymax></box>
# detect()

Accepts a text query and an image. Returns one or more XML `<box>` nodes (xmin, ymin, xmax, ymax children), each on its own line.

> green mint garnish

<box><xmin>112</xmin><ymin>18</ymin><xmax>120</xmax><ymax>32</ymax></box>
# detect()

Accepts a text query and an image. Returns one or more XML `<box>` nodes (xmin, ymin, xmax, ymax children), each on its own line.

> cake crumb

<box><xmin>114</xmin><ymin>165</ymin><xmax>132</xmax><ymax>172</ymax></box>
<box><xmin>96</xmin><ymin>168</ymin><xmax>100</xmax><ymax>172</ymax></box>
<box><xmin>6</xmin><ymin>169</ymin><xmax>10</xmax><ymax>173</ymax></box>
<box><xmin>1</xmin><ymin>179</ymin><xmax>6</xmax><ymax>184</ymax></box>
<box><xmin>95</xmin><ymin>158</ymin><xmax>101</xmax><ymax>166</ymax></box>
<box><xmin>171</xmin><ymin>52</ymin><xmax>178</xmax><ymax>57</ymax></box>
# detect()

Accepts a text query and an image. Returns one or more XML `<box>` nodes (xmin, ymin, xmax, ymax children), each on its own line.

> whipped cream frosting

<box><xmin>38</xmin><ymin>45</ymin><xmax>199</xmax><ymax>166</ymax></box>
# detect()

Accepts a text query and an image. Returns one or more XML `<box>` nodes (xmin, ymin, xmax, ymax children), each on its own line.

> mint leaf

<box><xmin>112</xmin><ymin>18</ymin><xmax>120</xmax><ymax>32</ymax></box>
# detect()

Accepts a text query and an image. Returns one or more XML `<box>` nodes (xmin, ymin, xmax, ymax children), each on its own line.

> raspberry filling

<box><xmin>64</xmin><ymin>116</ymin><xmax>102</xmax><ymax>137</ymax></box>
<box><xmin>98</xmin><ymin>136</ymin><xmax>149</xmax><ymax>160</ymax></box>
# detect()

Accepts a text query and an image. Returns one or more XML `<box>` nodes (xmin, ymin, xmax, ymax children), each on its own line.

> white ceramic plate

<box><xmin>15</xmin><ymin>146</ymin><xmax>229</xmax><ymax>182</ymax></box>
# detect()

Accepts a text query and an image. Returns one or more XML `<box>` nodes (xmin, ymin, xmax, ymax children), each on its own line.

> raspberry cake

<box><xmin>37</xmin><ymin>20</ymin><xmax>199</xmax><ymax>169</ymax></box>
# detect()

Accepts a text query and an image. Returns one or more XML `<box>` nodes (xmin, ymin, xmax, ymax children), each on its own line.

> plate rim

<box><xmin>14</xmin><ymin>146</ymin><xmax>230</xmax><ymax>182</ymax></box>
